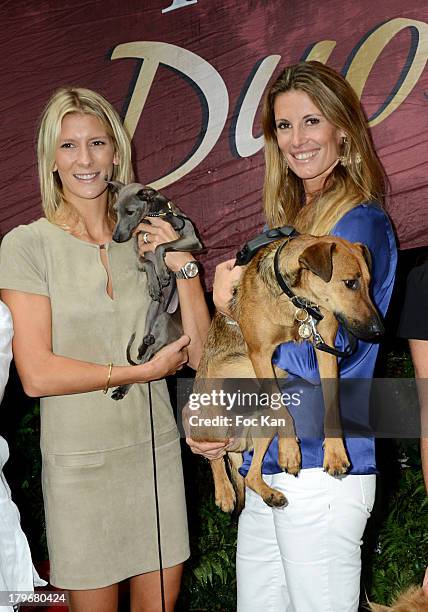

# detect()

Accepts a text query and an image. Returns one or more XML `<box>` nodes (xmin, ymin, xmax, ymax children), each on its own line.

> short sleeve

<box><xmin>397</xmin><ymin>260</ymin><xmax>428</xmax><ymax>340</ymax></box>
<box><xmin>331</xmin><ymin>202</ymin><xmax>397</xmax><ymax>303</ymax></box>
<box><xmin>0</xmin><ymin>224</ymin><xmax>49</xmax><ymax>296</ymax></box>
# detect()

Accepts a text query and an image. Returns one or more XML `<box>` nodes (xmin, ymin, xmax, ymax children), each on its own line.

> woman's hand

<box><xmin>213</xmin><ymin>259</ymin><xmax>244</xmax><ymax>316</ymax></box>
<box><xmin>134</xmin><ymin>217</ymin><xmax>193</xmax><ymax>272</ymax></box>
<box><xmin>185</xmin><ymin>437</ymin><xmax>234</xmax><ymax>460</ymax></box>
<box><xmin>140</xmin><ymin>334</ymin><xmax>190</xmax><ymax>381</ymax></box>
<box><xmin>182</xmin><ymin>400</ymin><xmax>234</xmax><ymax>459</ymax></box>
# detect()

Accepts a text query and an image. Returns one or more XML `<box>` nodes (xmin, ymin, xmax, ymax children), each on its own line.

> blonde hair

<box><xmin>37</xmin><ymin>87</ymin><xmax>134</xmax><ymax>225</ymax></box>
<box><xmin>262</xmin><ymin>61</ymin><xmax>386</xmax><ymax>234</ymax></box>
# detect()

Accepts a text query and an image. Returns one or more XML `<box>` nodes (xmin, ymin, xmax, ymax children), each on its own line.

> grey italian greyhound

<box><xmin>109</xmin><ymin>181</ymin><xmax>203</xmax><ymax>400</ymax></box>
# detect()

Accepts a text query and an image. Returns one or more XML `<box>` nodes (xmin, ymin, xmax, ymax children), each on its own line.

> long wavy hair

<box><xmin>262</xmin><ymin>61</ymin><xmax>386</xmax><ymax>234</ymax></box>
<box><xmin>37</xmin><ymin>87</ymin><xmax>133</xmax><ymax>228</ymax></box>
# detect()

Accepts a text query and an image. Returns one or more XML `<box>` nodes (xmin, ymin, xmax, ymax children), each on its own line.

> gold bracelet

<box><xmin>103</xmin><ymin>362</ymin><xmax>113</xmax><ymax>394</ymax></box>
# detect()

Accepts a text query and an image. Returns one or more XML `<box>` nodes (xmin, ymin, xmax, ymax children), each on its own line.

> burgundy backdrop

<box><xmin>2</xmin><ymin>0</ymin><xmax>428</xmax><ymax>285</ymax></box>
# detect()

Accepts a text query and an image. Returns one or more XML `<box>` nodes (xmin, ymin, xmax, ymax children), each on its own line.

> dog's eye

<box><xmin>344</xmin><ymin>279</ymin><xmax>360</xmax><ymax>290</ymax></box>
<box><xmin>125</xmin><ymin>209</ymin><xmax>135</xmax><ymax>216</ymax></box>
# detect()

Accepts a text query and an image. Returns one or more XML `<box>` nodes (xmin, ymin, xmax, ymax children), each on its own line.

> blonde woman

<box><xmin>187</xmin><ymin>62</ymin><xmax>397</xmax><ymax>611</ymax></box>
<box><xmin>0</xmin><ymin>88</ymin><xmax>210</xmax><ymax>612</ymax></box>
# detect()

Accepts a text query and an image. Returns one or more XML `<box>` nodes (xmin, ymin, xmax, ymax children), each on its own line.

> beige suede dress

<box><xmin>0</xmin><ymin>218</ymin><xmax>189</xmax><ymax>589</ymax></box>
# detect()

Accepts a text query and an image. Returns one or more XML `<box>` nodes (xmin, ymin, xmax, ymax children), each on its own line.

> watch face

<box><xmin>184</xmin><ymin>261</ymin><xmax>199</xmax><ymax>278</ymax></box>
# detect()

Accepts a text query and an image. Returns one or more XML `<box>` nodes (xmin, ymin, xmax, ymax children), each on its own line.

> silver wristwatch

<box><xmin>175</xmin><ymin>260</ymin><xmax>200</xmax><ymax>279</ymax></box>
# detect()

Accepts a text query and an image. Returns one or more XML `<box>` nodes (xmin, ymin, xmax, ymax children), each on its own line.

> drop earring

<box><xmin>283</xmin><ymin>154</ymin><xmax>289</xmax><ymax>188</ymax></box>
<box><xmin>338</xmin><ymin>136</ymin><xmax>349</xmax><ymax>167</ymax></box>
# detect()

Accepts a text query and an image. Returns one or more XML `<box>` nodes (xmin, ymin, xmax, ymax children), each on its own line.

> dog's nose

<box><xmin>112</xmin><ymin>229</ymin><xmax>127</xmax><ymax>243</ymax></box>
<box><xmin>366</xmin><ymin>316</ymin><xmax>385</xmax><ymax>338</ymax></box>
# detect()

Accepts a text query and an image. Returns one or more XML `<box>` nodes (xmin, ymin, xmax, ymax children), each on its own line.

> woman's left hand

<box><xmin>134</xmin><ymin>217</ymin><xmax>193</xmax><ymax>272</ymax></box>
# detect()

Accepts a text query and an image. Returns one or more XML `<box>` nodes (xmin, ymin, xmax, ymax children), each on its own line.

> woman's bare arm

<box><xmin>212</xmin><ymin>258</ymin><xmax>244</xmax><ymax>316</ymax></box>
<box><xmin>1</xmin><ymin>289</ymin><xmax>189</xmax><ymax>397</ymax></box>
<box><xmin>185</xmin><ymin>258</ymin><xmax>243</xmax><ymax>459</ymax></box>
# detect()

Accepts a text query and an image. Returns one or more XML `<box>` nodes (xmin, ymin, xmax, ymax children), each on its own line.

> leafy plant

<box><xmin>6</xmin><ymin>399</ymin><xmax>47</xmax><ymax>560</ymax></box>
<box><xmin>178</xmin><ymin>455</ymin><xmax>238</xmax><ymax>611</ymax></box>
<box><xmin>383</xmin><ymin>350</ymin><xmax>415</xmax><ymax>378</ymax></box>
<box><xmin>367</xmin><ymin>440</ymin><xmax>427</xmax><ymax>606</ymax></box>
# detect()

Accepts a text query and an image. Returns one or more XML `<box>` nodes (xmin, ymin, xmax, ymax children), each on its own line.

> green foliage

<box><xmin>383</xmin><ymin>350</ymin><xmax>415</xmax><ymax>378</ymax></box>
<box><xmin>177</xmin><ymin>457</ymin><xmax>237</xmax><ymax>611</ymax></box>
<box><xmin>368</xmin><ymin>440</ymin><xmax>427</xmax><ymax>606</ymax></box>
<box><xmin>11</xmin><ymin>400</ymin><xmax>47</xmax><ymax>560</ymax></box>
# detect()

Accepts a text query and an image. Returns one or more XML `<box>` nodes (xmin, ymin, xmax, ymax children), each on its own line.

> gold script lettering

<box><xmin>304</xmin><ymin>41</ymin><xmax>337</xmax><ymax>63</ymax></box>
<box><xmin>345</xmin><ymin>18</ymin><xmax>428</xmax><ymax>127</ymax></box>
<box><xmin>111</xmin><ymin>41</ymin><xmax>229</xmax><ymax>189</ymax></box>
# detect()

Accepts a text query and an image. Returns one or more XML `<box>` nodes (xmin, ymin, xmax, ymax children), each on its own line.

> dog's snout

<box><xmin>353</xmin><ymin>314</ymin><xmax>385</xmax><ymax>341</ymax></box>
<box><xmin>112</xmin><ymin>229</ymin><xmax>129</xmax><ymax>243</ymax></box>
<box><xmin>336</xmin><ymin>312</ymin><xmax>384</xmax><ymax>341</ymax></box>
<box><xmin>366</xmin><ymin>316</ymin><xmax>384</xmax><ymax>338</ymax></box>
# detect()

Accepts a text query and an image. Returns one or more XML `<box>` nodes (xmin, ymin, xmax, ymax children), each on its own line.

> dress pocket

<box><xmin>50</xmin><ymin>451</ymin><xmax>105</xmax><ymax>469</ymax></box>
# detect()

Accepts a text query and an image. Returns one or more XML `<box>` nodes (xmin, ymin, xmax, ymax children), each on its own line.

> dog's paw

<box><xmin>148</xmin><ymin>284</ymin><xmax>162</xmax><ymax>302</ymax></box>
<box><xmin>111</xmin><ymin>385</ymin><xmax>131</xmax><ymax>401</ymax></box>
<box><xmin>146</xmin><ymin>275</ymin><xmax>162</xmax><ymax>301</ymax></box>
<box><xmin>278</xmin><ymin>438</ymin><xmax>301</xmax><ymax>475</ymax></box>
<box><xmin>158</xmin><ymin>268</ymin><xmax>171</xmax><ymax>288</ymax></box>
<box><xmin>323</xmin><ymin>459</ymin><xmax>350</xmax><ymax>477</ymax></box>
<box><xmin>262</xmin><ymin>489</ymin><xmax>288</xmax><ymax>508</ymax></box>
<box><xmin>323</xmin><ymin>438</ymin><xmax>350</xmax><ymax>476</ymax></box>
<box><xmin>215</xmin><ymin>484</ymin><xmax>236</xmax><ymax>514</ymax></box>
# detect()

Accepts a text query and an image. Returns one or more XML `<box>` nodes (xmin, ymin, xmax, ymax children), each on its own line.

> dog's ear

<box><xmin>356</xmin><ymin>242</ymin><xmax>372</xmax><ymax>272</ymax></box>
<box><xmin>367</xmin><ymin>604</ymin><xmax>390</xmax><ymax>611</ymax></box>
<box><xmin>107</xmin><ymin>180</ymin><xmax>125</xmax><ymax>193</ymax></box>
<box><xmin>298</xmin><ymin>242</ymin><xmax>336</xmax><ymax>283</ymax></box>
<box><xmin>137</xmin><ymin>188</ymin><xmax>156</xmax><ymax>200</ymax></box>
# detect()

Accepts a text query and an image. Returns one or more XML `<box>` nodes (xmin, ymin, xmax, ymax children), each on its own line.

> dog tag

<box><xmin>295</xmin><ymin>308</ymin><xmax>309</xmax><ymax>322</ymax></box>
<box><xmin>298</xmin><ymin>322</ymin><xmax>312</xmax><ymax>339</ymax></box>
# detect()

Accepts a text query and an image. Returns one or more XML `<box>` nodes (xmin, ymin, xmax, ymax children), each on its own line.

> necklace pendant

<box><xmin>298</xmin><ymin>322</ymin><xmax>312</xmax><ymax>339</ymax></box>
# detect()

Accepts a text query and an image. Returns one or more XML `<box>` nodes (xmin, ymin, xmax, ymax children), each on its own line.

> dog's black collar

<box><xmin>273</xmin><ymin>238</ymin><xmax>357</xmax><ymax>359</ymax></box>
<box><xmin>273</xmin><ymin>238</ymin><xmax>323</xmax><ymax>321</ymax></box>
<box><xmin>313</xmin><ymin>332</ymin><xmax>357</xmax><ymax>358</ymax></box>
<box><xmin>235</xmin><ymin>225</ymin><xmax>297</xmax><ymax>266</ymax></box>
<box><xmin>146</xmin><ymin>201</ymin><xmax>186</xmax><ymax>231</ymax></box>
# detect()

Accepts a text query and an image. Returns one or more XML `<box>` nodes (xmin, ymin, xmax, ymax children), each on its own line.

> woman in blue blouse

<box><xmin>187</xmin><ymin>61</ymin><xmax>397</xmax><ymax>612</ymax></box>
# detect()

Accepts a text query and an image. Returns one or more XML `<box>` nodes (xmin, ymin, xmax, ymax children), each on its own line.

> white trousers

<box><xmin>236</xmin><ymin>469</ymin><xmax>376</xmax><ymax>612</ymax></box>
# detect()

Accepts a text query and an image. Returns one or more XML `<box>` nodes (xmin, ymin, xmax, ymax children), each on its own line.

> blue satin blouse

<box><xmin>239</xmin><ymin>202</ymin><xmax>397</xmax><ymax>476</ymax></box>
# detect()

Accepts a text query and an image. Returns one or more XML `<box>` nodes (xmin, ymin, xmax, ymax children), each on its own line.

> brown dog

<box><xmin>189</xmin><ymin>233</ymin><xmax>384</xmax><ymax>513</ymax></box>
<box><xmin>368</xmin><ymin>575</ymin><xmax>428</xmax><ymax>611</ymax></box>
